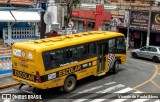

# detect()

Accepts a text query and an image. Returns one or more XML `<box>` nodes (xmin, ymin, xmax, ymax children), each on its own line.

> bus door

<box><xmin>97</xmin><ymin>43</ymin><xmax>107</xmax><ymax>75</ymax></box>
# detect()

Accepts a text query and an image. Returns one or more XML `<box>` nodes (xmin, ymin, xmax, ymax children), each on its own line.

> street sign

<box><xmin>44</xmin><ymin>11</ymin><xmax>54</xmax><ymax>25</ymax></box>
<box><xmin>68</xmin><ymin>21</ymin><xmax>74</xmax><ymax>28</ymax></box>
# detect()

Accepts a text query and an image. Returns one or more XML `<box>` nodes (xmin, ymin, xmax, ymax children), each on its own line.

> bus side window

<box><xmin>61</xmin><ymin>49</ymin><xmax>70</xmax><ymax>64</ymax></box>
<box><xmin>50</xmin><ymin>51</ymin><xmax>62</xmax><ymax>68</ymax></box>
<box><xmin>44</xmin><ymin>49</ymin><xmax>70</xmax><ymax>70</ymax></box>
<box><xmin>88</xmin><ymin>43</ymin><xmax>96</xmax><ymax>57</ymax></box>
<box><xmin>117</xmin><ymin>38</ymin><xmax>125</xmax><ymax>51</ymax></box>
<box><xmin>84</xmin><ymin>44</ymin><xmax>89</xmax><ymax>54</ymax></box>
<box><xmin>70</xmin><ymin>46</ymin><xmax>84</xmax><ymax>61</ymax></box>
<box><xmin>43</xmin><ymin>52</ymin><xmax>51</xmax><ymax>70</ymax></box>
<box><xmin>108</xmin><ymin>39</ymin><xmax>116</xmax><ymax>53</ymax></box>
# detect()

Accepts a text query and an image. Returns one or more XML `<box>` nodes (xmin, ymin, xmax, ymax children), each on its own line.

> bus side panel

<box><xmin>43</xmin><ymin>66</ymin><xmax>97</xmax><ymax>89</ymax></box>
<box><xmin>76</xmin><ymin>66</ymin><xmax>97</xmax><ymax>80</ymax></box>
<box><xmin>105</xmin><ymin>55</ymin><xmax>110</xmax><ymax>73</ymax></box>
<box><xmin>115</xmin><ymin>54</ymin><xmax>126</xmax><ymax>64</ymax></box>
<box><xmin>44</xmin><ymin>76</ymin><xmax>66</xmax><ymax>89</ymax></box>
<box><xmin>43</xmin><ymin>57</ymin><xmax>97</xmax><ymax>89</ymax></box>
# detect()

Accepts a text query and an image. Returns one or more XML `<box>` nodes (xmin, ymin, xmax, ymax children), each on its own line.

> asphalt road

<box><xmin>0</xmin><ymin>53</ymin><xmax>160</xmax><ymax>102</ymax></box>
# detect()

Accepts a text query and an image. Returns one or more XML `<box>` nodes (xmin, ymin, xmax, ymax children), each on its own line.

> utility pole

<box><xmin>126</xmin><ymin>2</ymin><xmax>132</xmax><ymax>50</ymax></box>
<box><xmin>146</xmin><ymin>2</ymin><xmax>152</xmax><ymax>46</ymax></box>
<box><xmin>62</xmin><ymin>6</ymin><xmax>65</xmax><ymax>28</ymax></box>
<box><xmin>40</xmin><ymin>0</ymin><xmax>47</xmax><ymax>39</ymax></box>
<box><xmin>126</xmin><ymin>10</ymin><xmax>131</xmax><ymax>50</ymax></box>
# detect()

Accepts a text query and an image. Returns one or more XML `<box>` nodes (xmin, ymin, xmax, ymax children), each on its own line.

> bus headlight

<box><xmin>28</xmin><ymin>52</ymin><xmax>33</xmax><ymax>59</ymax></box>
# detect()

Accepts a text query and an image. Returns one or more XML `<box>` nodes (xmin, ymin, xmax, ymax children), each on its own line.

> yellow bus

<box><xmin>12</xmin><ymin>31</ymin><xmax>126</xmax><ymax>93</ymax></box>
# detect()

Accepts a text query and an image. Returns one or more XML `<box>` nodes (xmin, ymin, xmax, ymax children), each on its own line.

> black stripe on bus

<box><xmin>13</xmin><ymin>60</ymin><xmax>95</xmax><ymax>83</ymax></box>
<box><xmin>41</xmin><ymin>60</ymin><xmax>96</xmax><ymax>82</ymax></box>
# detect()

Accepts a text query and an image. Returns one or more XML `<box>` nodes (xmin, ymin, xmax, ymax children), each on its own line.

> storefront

<box><xmin>150</xmin><ymin>11</ymin><xmax>160</xmax><ymax>46</ymax></box>
<box><xmin>117</xmin><ymin>10</ymin><xmax>160</xmax><ymax>48</ymax></box>
<box><xmin>117</xmin><ymin>11</ymin><xmax>149</xmax><ymax>48</ymax></box>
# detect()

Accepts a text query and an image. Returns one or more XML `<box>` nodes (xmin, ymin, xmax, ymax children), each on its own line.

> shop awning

<box><xmin>0</xmin><ymin>11</ymin><xmax>15</xmax><ymax>22</ymax></box>
<box><xmin>11</xmin><ymin>11</ymin><xmax>40</xmax><ymax>22</ymax></box>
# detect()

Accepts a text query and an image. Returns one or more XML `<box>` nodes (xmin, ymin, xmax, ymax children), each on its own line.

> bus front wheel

<box><xmin>113</xmin><ymin>60</ymin><xmax>120</xmax><ymax>74</ymax></box>
<box><xmin>64</xmin><ymin>76</ymin><xmax>76</xmax><ymax>92</ymax></box>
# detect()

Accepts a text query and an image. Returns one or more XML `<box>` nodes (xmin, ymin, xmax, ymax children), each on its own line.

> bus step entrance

<box><xmin>97</xmin><ymin>72</ymin><xmax>106</xmax><ymax>76</ymax></box>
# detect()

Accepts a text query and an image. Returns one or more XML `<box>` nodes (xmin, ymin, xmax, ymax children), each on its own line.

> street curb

<box><xmin>0</xmin><ymin>82</ymin><xmax>20</xmax><ymax>89</ymax></box>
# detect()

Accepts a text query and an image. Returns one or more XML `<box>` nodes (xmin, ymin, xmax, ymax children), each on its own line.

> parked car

<box><xmin>131</xmin><ymin>46</ymin><xmax>160</xmax><ymax>63</ymax></box>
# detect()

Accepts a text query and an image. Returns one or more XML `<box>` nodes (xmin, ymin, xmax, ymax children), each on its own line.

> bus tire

<box><xmin>63</xmin><ymin>76</ymin><xmax>76</xmax><ymax>92</ymax></box>
<box><xmin>113</xmin><ymin>60</ymin><xmax>120</xmax><ymax>74</ymax></box>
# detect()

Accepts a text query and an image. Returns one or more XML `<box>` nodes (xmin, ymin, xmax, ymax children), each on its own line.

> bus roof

<box><xmin>13</xmin><ymin>31</ymin><xmax>124</xmax><ymax>52</ymax></box>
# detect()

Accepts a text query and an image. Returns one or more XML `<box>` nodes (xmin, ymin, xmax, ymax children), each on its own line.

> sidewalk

<box><xmin>0</xmin><ymin>75</ymin><xmax>20</xmax><ymax>89</ymax></box>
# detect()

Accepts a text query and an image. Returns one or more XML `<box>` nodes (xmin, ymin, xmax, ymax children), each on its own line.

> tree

<box><xmin>55</xmin><ymin>0</ymin><xmax>80</xmax><ymax>27</ymax></box>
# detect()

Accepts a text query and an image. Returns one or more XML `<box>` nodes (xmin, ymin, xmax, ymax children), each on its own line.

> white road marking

<box><xmin>134</xmin><ymin>91</ymin><xmax>143</xmax><ymax>93</ymax></box>
<box><xmin>89</xmin><ymin>99</ymin><xmax>106</xmax><ymax>102</ymax></box>
<box><xmin>114</xmin><ymin>87</ymin><xmax>133</xmax><ymax>93</ymax></box>
<box><xmin>3</xmin><ymin>99</ymin><xmax>11</xmax><ymax>102</ymax></box>
<box><xmin>96</xmin><ymin>84</ymin><xmax>125</xmax><ymax>93</ymax></box>
<box><xmin>79</xmin><ymin>85</ymin><xmax>103</xmax><ymax>93</ymax></box>
<box><xmin>132</xmin><ymin>99</ymin><xmax>149</xmax><ymax>102</ymax></box>
<box><xmin>79</xmin><ymin>81</ymin><xmax>117</xmax><ymax>93</ymax></box>
<box><xmin>155</xmin><ymin>100</ymin><xmax>160</xmax><ymax>102</ymax></box>
<box><xmin>104</xmin><ymin>82</ymin><xmax>116</xmax><ymax>86</ymax></box>
<box><xmin>71</xmin><ymin>84</ymin><xmax>124</xmax><ymax>102</ymax></box>
<box><xmin>68</xmin><ymin>81</ymin><xmax>117</xmax><ymax>98</ymax></box>
<box><xmin>67</xmin><ymin>85</ymin><xmax>103</xmax><ymax>98</ymax></box>
<box><xmin>72</xmin><ymin>99</ymin><xmax>88</xmax><ymax>102</ymax></box>
<box><xmin>0</xmin><ymin>89</ymin><xmax>16</xmax><ymax>93</ymax></box>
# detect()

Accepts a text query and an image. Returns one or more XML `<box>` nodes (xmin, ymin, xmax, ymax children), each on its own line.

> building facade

<box><xmin>71</xmin><ymin>1</ymin><xmax>160</xmax><ymax>48</ymax></box>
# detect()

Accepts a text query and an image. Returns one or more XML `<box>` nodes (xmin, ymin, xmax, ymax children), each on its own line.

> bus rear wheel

<box><xmin>64</xmin><ymin>76</ymin><xmax>76</xmax><ymax>92</ymax></box>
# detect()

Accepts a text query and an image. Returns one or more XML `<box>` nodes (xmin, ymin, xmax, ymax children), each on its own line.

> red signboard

<box><xmin>72</xmin><ymin>11</ymin><xmax>79</xmax><ymax>17</ymax></box>
<box><xmin>94</xmin><ymin>12</ymin><xmax>102</xmax><ymax>15</ymax></box>
<box><xmin>71</xmin><ymin>5</ymin><xmax>111</xmax><ymax>30</ymax></box>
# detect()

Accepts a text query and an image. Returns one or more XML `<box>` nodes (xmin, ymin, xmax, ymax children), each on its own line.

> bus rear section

<box><xmin>12</xmin><ymin>45</ymin><xmax>45</xmax><ymax>89</ymax></box>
